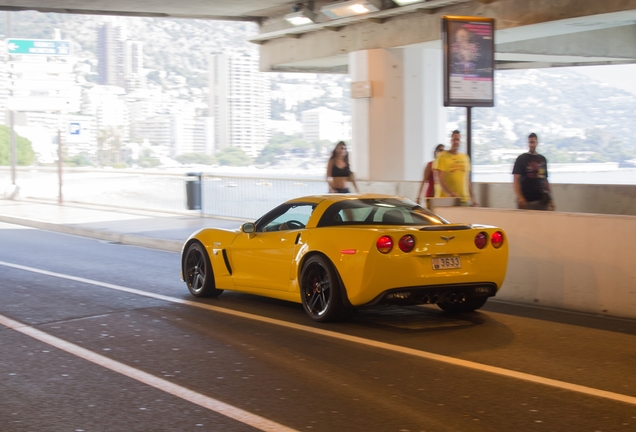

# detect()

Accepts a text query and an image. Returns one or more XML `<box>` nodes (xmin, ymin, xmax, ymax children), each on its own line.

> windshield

<box><xmin>317</xmin><ymin>198</ymin><xmax>448</xmax><ymax>227</ymax></box>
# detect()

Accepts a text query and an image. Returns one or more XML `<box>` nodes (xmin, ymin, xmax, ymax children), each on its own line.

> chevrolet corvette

<box><xmin>181</xmin><ymin>194</ymin><xmax>508</xmax><ymax>322</ymax></box>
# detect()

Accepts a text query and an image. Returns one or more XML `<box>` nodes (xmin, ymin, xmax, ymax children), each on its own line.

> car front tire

<box><xmin>300</xmin><ymin>255</ymin><xmax>353</xmax><ymax>322</ymax></box>
<box><xmin>184</xmin><ymin>242</ymin><xmax>223</xmax><ymax>298</ymax></box>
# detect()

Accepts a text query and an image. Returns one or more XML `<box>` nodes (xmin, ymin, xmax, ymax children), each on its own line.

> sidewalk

<box><xmin>0</xmin><ymin>199</ymin><xmax>245</xmax><ymax>252</ymax></box>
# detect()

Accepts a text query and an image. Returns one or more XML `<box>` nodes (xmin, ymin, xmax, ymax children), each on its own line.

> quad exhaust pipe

<box><xmin>419</xmin><ymin>293</ymin><xmax>466</xmax><ymax>305</ymax></box>
<box><xmin>444</xmin><ymin>292</ymin><xmax>467</xmax><ymax>304</ymax></box>
<box><xmin>421</xmin><ymin>294</ymin><xmax>439</xmax><ymax>304</ymax></box>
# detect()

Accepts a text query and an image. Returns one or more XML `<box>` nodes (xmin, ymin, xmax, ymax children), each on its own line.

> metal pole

<box><xmin>466</xmin><ymin>106</ymin><xmax>472</xmax><ymax>182</ymax></box>
<box><xmin>199</xmin><ymin>173</ymin><xmax>204</xmax><ymax>217</ymax></box>
<box><xmin>9</xmin><ymin>111</ymin><xmax>16</xmax><ymax>185</ymax></box>
<box><xmin>7</xmin><ymin>12</ymin><xmax>17</xmax><ymax>187</ymax></box>
<box><xmin>58</xmin><ymin>115</ymin><xmax>63</xmax><ymax>204</ymax></box>
<box><xmin>53</xmin><ymin>27</ymin><xmax>64</xmax><ymax>204</ymax></box>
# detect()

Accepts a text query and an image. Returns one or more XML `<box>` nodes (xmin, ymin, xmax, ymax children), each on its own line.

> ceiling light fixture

<box><xmin>320</xmin><ymin>0</ymin><xmax>383</xmax><ymax>20</ymax></box>
<box><xmin>285</xmin><ymin>9</ymin><xmax>318</xmax><ymax>26</ymax></box>
<box><xmin>392</xmin><ymin>0</ymin><xmax>427</xmax><ymax>5</ymax></box>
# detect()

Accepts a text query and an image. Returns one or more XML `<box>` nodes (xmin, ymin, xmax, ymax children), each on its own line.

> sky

<box><xmin>574</xmin><ymin>63</ymin><xmax>636</xmax><ymax>95</ymax></box>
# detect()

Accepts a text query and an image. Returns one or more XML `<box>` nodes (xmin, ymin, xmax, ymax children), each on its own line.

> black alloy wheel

<box><xmin>184</xmin><ymin>242</ymin><xmax>223</xmax><ymax>298</ymax></box>
<box><xmin>437</xmin><ymin>296</ymin><xmax>488</xmax><ymax>313</ymax></box>
<box><xmin>300</xmin><ymin>255</ymin><xmax>354</xmax><ymax>322</ymax></box>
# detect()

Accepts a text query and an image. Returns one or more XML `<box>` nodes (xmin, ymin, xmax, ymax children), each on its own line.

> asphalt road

<box><xmin>1</xmin><ymin>222</ymin><xmax>635</xmax><ymax>431</ymax></box>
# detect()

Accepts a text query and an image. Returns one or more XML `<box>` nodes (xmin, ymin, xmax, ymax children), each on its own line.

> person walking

<box><xmin>416</xmin><ymin>144</ymin><xmax>445</xmax><ymax>206</ymax></box>
<box><xmin>512</xmin><ymin>133</ymin><xmax>554</xmax><ymax>210</ymax></box>
<box><xmin>434</xmin><ymin>130</ymin><xmax>478</xmax><ymax>206</ymax></box>
<box><xmin>326</xmin><ymin>141</ymin><xmax>359</xmax><ymax>193</ymax></box>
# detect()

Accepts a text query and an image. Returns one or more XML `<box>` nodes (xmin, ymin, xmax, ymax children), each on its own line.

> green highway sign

<box><xmin>6</xmin><ymin>39</ymin><xmax>71</xmax><ymax>56</ymax></box>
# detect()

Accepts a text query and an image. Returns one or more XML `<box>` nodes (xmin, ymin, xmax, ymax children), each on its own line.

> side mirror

<box><xmin>242</xmin><ymin>223</ymin><xmax>256</xmax><ymax>233</ymax></box>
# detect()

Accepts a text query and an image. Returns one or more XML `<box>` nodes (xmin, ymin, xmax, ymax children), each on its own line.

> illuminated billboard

<box><xmin>442</xmin><ymin>16</ymin><xmax>495</xmax><ymax>107</ymax></box>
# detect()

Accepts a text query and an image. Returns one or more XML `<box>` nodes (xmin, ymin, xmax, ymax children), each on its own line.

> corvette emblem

<box><xmin>440</xmin><ymin>236</ymin><xmax>455</xmax><ymax>242</ymax></box>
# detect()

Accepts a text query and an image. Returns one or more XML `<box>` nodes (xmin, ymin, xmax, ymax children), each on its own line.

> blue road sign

<box><xmin>7</xmin><ymin>39</ymin><xmax>71</xmax><ymax>56</ymax></box>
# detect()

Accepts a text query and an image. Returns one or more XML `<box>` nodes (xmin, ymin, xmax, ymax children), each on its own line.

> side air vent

<box><xmin>221</xmin><ymin>249</ymin><xmax>232</xmax><ymax>275</ymax></box>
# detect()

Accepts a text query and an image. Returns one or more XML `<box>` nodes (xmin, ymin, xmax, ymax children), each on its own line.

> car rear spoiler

<box><xmin>420</xmin><ymin>225</ymin><xmax>473</xmax><ymax>231</ymax></box>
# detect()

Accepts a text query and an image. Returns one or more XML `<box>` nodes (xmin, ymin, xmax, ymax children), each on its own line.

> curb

<box><xmin>0</xmin><ymin>215</ymin><xmax>183</xmax><ymax>253</ymax></box>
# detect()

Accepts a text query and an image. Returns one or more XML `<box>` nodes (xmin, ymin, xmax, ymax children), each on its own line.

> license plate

<box><xmin>432</xmin><ymin>256</ymin><xmax>461</xmax><ymax>270</ymax></box>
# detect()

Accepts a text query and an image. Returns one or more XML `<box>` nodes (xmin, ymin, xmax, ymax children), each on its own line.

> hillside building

<box><xmin>82</xmin><ymin>86</ymin><xmax>130</xmax><ymax>142</ymax></box>
<box><xmin>132</xmin><ymin>114</ymin><xmax>214</xmax><ymax>156</ymax></box>
<box><xmin>124</xmin><ymin>41</ymin><xmax>146</xmax><ymax>91</ymax></box>
<box><xmin>208</xmin><ymin>53</ymin><xmax>270</xmax><ymax>158</ymax></box>
<box><xmin>127</xmin><ymin>89</ymin><xmax>173</xmax><ymax>124</ymax></box>
<box><xmin>301</xmin><ymin>107</ymin><xmax>350</xmax><ymax>143</ymax></box>
<box><xmin>98</xmin><ymin>23</ymin><xmax>145</xmax><ymax>91</ymax></box>
<box><xmin>97</xmin><ymin>23</ymin><xmax>125</xmax><ymax>88</ymax></box>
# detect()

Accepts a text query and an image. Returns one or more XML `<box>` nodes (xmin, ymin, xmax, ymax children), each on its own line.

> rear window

<box><xmin>317</xmin><ymin>198</ymin><xmax>448</xmax><ymax>227</ymax></box>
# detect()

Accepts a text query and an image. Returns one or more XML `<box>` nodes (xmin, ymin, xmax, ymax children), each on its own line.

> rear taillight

<box><xmin>376</xmin><ymin>236</ymin><xmax>393</xmax><ymax>254</ymax></box>
<box><xmin>491</xmin><ymin>231</ymin><xmax>504</xmax><ymax>248</ymax></box>
<box><xmin>398</xmin><ymin>235</ymin><xmax>415</xmax><ymax>252</ymax></box>
<box><xmin>475</xmin><ymin>232</ymin><xmax>487</xmax><ymax>249</ymax></box>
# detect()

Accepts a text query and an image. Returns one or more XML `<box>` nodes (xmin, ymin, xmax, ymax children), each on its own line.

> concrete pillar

<box><xmin>350</xmin><ymin>46</ymin><xmax>447</xmax><ymax>181</ymax></box>
<box><xmin>420</xmin><ymin>47</ymin><xmax>448</xmax><ymax>176</ymax></box>
<box><xmin>349</xmin><ymin>50</ymin><xmax>370</xmax><ymax>180</ymax></box>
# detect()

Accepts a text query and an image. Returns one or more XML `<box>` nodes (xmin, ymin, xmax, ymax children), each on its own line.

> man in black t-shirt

<box><xmin>512</xmin><ymin>133</ymin><xmax>555</xmax><ymax>211</ymax></box>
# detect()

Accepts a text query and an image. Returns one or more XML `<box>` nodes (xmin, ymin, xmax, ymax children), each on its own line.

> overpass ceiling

<box><xmin>254</xmin><ymin>0</ymin><xmax>636</xmax><ymax>72</ymax></box>
<box><xmin>2</xmin><ymin>0</ymin><xmax>636</xmax><ymax>72</ymax></box>
<box><xmin>0</xmin><ymin>0</ymin><xmax>297</xmax><ymax>21</ymax></box>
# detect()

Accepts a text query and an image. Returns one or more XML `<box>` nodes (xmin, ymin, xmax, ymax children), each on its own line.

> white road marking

<box><xmin>0</xmin><ymin>312</ymin><xmax>297</xmax><ymax>432</ymax></box>
<box><xmin>2</xmin><ymin>260</ymin><xmax>636</xmax><ymax>407</ymax></box>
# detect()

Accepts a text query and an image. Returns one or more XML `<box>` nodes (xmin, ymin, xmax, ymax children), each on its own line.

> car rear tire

<box><xmin>300</xmin><ymin>255</ymin><xmax>353</xmax><ymax>322</ymax></box>
<box><xmin>437</xmin><ymin>296</ymin><xmax>488</xmax><ymax>313</ymax></box>
<box><xmin>184</xmin><ymin>242</ymin><xmax>223</xmax><ymax>298</ymax></box>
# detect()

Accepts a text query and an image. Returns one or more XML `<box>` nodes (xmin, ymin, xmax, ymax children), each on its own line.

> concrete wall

<box><xmin>474</xmin><ymin>182</ymin><xmax>636</xmax><ymax>216</ymax></box>
<box><xmin>358</xmin><ymin>181</ymin><xmax>636</xmax><ymax>216</ymax></box>
<box><xmin>433</xmin><ymin>207</ymin><xmax>636</xmax><ymax>320</ymax></box>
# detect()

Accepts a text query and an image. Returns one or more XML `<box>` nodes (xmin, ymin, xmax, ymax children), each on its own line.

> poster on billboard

<box><xmin>442</xmin><ymin>16</ymin><xmax>495</xmax><ymax>107</ymax></box>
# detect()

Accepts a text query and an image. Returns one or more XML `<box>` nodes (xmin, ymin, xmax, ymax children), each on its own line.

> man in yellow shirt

<box><xmin>433</xmin><ymin>130</ymin><xmax>478</xmax><ymax>206</ymax></box>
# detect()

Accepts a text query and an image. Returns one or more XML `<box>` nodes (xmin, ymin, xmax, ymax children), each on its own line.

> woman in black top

<box><xmin>326</xmin><ymin>141</ymin><xmax>359</xmax><ymax>193</ymax></box>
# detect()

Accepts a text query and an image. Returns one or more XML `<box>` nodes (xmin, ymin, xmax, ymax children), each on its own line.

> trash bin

<box><xmin>185</xmin><ymin>172</ymin><xmax>201</xmax><ymax>210</ymax></box>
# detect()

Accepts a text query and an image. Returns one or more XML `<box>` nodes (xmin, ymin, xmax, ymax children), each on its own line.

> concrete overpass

<box><xmin>2</xmin><ymin>0</ymin><xmax>635</xmax><ymax>180</ymax></box>
<box><xmin>253</xmin><ymin>0</ymin><xmax>636</xmax><ymax>73</ymax></box>
<box><xmin>2</xmin><ymin>0</ymin><xmax>635</xmax><ymax>71</ymax></box>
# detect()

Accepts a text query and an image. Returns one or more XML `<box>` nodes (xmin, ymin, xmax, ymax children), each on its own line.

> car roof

<box><xmin>286</xmin><ymin>194</ymin><xmax>404</xmax><ymax>206</ymax></box>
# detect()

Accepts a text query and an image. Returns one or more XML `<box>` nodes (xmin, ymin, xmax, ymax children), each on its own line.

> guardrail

<box><xmin>0</xmin><ymin>167</ymin><xmax>328</xmax><ymax>220</ymax></box>
<box><xmin>196</xmin><ymin>175</ymin><xmax>326</xmax><ymax>219</ymax></box>
<box><xmin>3</xmin><ymin>167</ymin><xmax>636</xmax><ymax>218</ymax></box>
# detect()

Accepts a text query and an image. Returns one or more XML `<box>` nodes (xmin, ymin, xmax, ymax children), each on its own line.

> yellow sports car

<box><xmin>181</xmin><ymin>194</ymin><xmax>508</xmax><ymax>322</ymax></box>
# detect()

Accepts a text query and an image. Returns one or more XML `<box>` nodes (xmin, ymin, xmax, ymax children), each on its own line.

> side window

<box><xmin>317</xmin><ymin>198</ymin><xmax>447</xmax><ymax>227</ymax></box>
<box><xmin>262</xmin><ymin>204</ymin><xmax>315</xmax><ymax>232</ymax></box>
<box><xmin>337</xmin><ymin>207</ymin><xmax>372</xmax><ymax>223</ymax></box>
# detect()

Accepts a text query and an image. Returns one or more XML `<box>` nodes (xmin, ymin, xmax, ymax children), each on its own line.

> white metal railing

<box><xmin>3</xmin><ymin>167</ymin><xmax>636</xmax><ymax>218</ymax></box>
<box><xmin>0</xmin><ymin>167</ymin><xmax>328</xmax><ymax>220</ymax></box>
